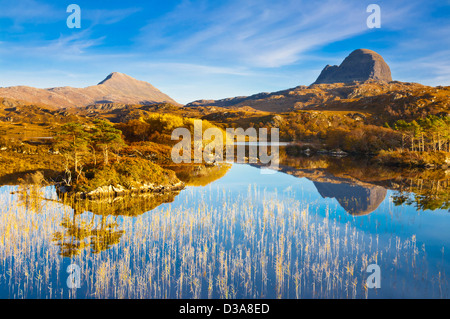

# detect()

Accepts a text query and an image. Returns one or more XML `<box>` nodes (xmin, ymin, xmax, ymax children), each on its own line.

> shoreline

<box><xmin>56</xmin><ymin>180</ymin><xmax>186</xmax><ymax>200</ymax></box>
<box><xmin>285</xmin><ymin>144</ymin><xmax>450</xmax><ymax>169</ymax></box>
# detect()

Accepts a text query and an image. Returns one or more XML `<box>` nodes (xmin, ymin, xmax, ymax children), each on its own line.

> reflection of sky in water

<box><xmin>166</xmin><ymin>164</ymin><xmax>450</xmax><ymax>298</ymax></box>
<box><xmin>0</xmin><ymin>163</ymin><xmax>449</xmax><ymax>298</ymax></box>
<box><xmin>227</xmin><ymin>165</ymin><xmax>445</xmax><ymax>229</ymax></box>
<box><xmin>177</xmin><ymin>164</ymin><xmax>450</xmax><ymax>247</ymax></box>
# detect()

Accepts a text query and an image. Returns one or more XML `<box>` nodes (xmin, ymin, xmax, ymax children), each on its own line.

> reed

<box><xmin>0</xmin><ymin>183</ymin><xmax>447</xmax><ymax>298</ymax></box>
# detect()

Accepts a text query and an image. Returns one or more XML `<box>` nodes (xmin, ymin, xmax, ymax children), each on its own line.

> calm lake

<box><xmin>0</xmin><ymin>155</ymin><xmax>449</xmax><ymax>299</ymax></box>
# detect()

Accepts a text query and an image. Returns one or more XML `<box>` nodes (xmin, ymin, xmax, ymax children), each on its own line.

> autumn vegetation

<box><xmin>0</xmin><ymin>85</ymin><xmax>448</xmax><ymax>194</ymax></box>
<box><xmin>278</xmin><ymin>111</ymin><xmax>449</xmax><ymax>167</ymax></box>
<box><xmin>0</xmin><ymin>111</ymin><xmax>230</xmax><ymax>196</ymax></box>
<box><xmin>52</xmin><ymin>115</ymin><xmax>219</xmax><ymax>195</ymax></box>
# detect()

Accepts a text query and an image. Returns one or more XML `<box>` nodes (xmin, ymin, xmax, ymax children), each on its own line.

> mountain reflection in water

<box><xmin>313</xmin><ymin>181</ymin><xmax>387</xmax><ymax>216</ymax></box>
<box><xmin>0</xmin><ymin>153</ymin><xmax>449</xmax><ymax>298</ymax></box>
<box><xmin>274</xmin><ymin>151</ymin><xmax>449</xmax><ymax>213</ymax></box>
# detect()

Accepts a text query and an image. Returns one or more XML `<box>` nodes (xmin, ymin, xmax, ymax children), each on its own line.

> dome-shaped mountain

<box><xmin>0</xmin><ymin>72</ymin><xmax>178</xmax><ymax>108</ymax></box>
<box><xmin>313</xmin><ymin>49</ymin><xmax>392</xmax><ymax>84</ymax></box>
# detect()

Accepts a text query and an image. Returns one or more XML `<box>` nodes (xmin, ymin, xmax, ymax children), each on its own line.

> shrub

<box><xmin>74</xmin><ymin>157</ymin><xmax>179</xmax><ymax>193</ymax></box>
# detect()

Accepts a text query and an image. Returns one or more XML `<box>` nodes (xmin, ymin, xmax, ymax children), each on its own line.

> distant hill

<box><xmin>0</xmin><ymin>97</ymin><xmax>81</xmax><ymax>124</ymax></box>
<box><xmin>0</xmin><ymin>72</ymin><xmax>178</xmax><ymax>108</ymax></box>
<box><xmin>186</xmin><ymin>80</ymin><xmax>450</xmax><ymax>117</ymax></box>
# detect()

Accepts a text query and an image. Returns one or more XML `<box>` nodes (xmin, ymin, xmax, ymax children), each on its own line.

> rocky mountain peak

<box><xmin>96</xmin><ymin>72</ymin><xmax>162</xmax><ymax>97</ymax></box>
<box><xmin>313</xmin><ymin>49</ymin><xmax>392</xmax><ymax>84</ymax></box>
<box><xmin>98</xmin><ymin>72</ymin><xmax>138</xmax><ymax>85</ymax></box>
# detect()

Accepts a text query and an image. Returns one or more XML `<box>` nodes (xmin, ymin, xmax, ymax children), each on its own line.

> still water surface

<box><xmin>0</xmin><ymin>162</ymin><xmax>448</xmax><ymax>298</ymax></box>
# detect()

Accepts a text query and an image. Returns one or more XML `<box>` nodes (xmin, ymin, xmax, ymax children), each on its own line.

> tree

<box><xmin>93</xmin><ymin>120</ymin><xmax>125</xmax><ymax>165</ymax></box>
<box><xmin>116</xmin><ymin>119</ymin><xmax>151</xmax><ymax>142</ymax></box>
<box><xmin>52</xmin><ymin>209</ymin><xmax>92</xmax><ymax>257</ymax></box>
<box><xmin>394</xmin><ymin>115</ymin><xmax>450</xmax><ymax>153</ymax></box>
<box><xmin>56</xmin><ymin>122</ymin><xmax>91</xmax><ymax>176</ymax></box>
<box><xmin>394</xmin><ymin>120</ymin><xmax>411</xmax><ymax>152</ymax></box>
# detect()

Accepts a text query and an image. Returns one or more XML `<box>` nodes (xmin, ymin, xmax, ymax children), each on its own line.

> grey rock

<box><xmin>313</xmin><ymin>49</ymin><xmax>392</xmax><ymax>84</ymax></box>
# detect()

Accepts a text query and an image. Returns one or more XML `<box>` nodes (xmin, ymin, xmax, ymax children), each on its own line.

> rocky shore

<box><xmin>57</xmin><ymin>180</ymin><xmax>185</xmax><ymax>199</ymax></box>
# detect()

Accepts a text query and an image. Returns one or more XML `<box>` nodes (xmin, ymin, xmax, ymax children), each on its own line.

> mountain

<box><xmin>313</xmin><ymin>49</ymin><xmax>392</xmax><ymax>84</ymax></box>
<box><xmin>0</xmin><ymin>72</ymin><xmax>178</xmax><ymax>108</ymax></box>
<box><xmin>186</xmin><ymin>80</ymin><xmax>449</xmax><ymax>115</ymax></box>
<box><xmin>186</xmin><ymin>49</ymin><xmax>449</xmax><ymax>115</ymax></box>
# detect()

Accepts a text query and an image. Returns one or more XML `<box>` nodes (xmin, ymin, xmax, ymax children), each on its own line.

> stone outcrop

<box><xmin>313</xmin><ymin>49</ymin><xmax>392</xmax><ymax>84</ymax></box>
<box><xmin>57</xmin><ymin>180</ymin><xmax>185</xmax><ymax>200</ymax></box>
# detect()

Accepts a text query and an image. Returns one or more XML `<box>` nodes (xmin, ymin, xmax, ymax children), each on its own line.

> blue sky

<box><xmin>0</xmin><ymin>0</ymin><xmax>449</xmax><ymax>104</ymax></box>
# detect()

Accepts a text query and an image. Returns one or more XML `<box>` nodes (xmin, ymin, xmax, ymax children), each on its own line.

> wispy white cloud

<box><xmin>0</xmin><ymin>30</ymin><xmax>104</xmax><ymax>58</ymax></box>
<box><xmin>0</xmin><ymin>0</ymin><xmax>60</xmax><ymax>23</ymax></box>
<box><xmin>0</xmin><ymin>0</ymin><xmax>448</xmax><ymax>101</ymax></box>
<box><xmin>0</xmin><ymin>0</ymin><xmax>141</xmax><ymax>28</ymax></box>
<box><xmin>136</xmin><ymin>62</ymin><xmax>253</xmax><ymax>76</ymax></box>
<box><xmin>136</xmin><ymin>0</ymin><xmax>414</xmax><ymax>68</ymax></box>
<box><xmin>391</xmin><ymin>50</ymin><xmax>450</xmax><ymax>86</ymax></box>
<box><xmin>83</xmin><ymin>7</ymin><xmax>142</xmax><ymax>26</ymax></box>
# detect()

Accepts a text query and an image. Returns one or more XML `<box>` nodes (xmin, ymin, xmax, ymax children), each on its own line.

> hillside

<box><xmin>0</xmin><ymin>72</ymin><xmax>178</xmax><ymax>108</ymax></box>
<box><xmin>185</xmin><ymin>81</ymin><xmax>450</xmax><ymax>120</ymax></box>
<box><xmin>0</xmin><ymin>48</ymin><xmax>448</xmax><ymax>171</ymax></box>
<box><xmin>185</xmin><ymin>48</ymin><xmax>448</xmax><ymax>118</ymax></box>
